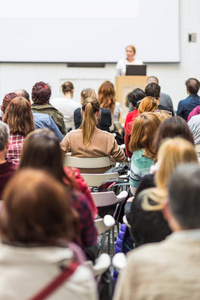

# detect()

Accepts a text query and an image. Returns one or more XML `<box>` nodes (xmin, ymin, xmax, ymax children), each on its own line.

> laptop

<box><xmin>126</xmin><ymin>65</ymin><xmax>147</xmax><ymax>76</ymax></box>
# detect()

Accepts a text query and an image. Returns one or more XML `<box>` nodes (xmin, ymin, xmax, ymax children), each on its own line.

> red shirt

<box><xmin>124</xmin><ymin>109</ymin><xmax>139</xmax><ymax>130</ymax></box>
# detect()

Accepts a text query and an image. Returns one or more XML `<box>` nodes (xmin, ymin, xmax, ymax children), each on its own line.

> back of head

<box><xmin>14</xmin><ymin>89</ymin><xmax>30</xmax><ymax>101</ymax></box>
<box><xmin>80</xmin><ymin>88</ymin><xmax>96</xmax><ymax>105</ymax></box>
<box><xmin>0</xmin><ymin>121</ymin><xmax>10</xmax><ymax>151</ymax></box>
<box><xmin>61</xmin><ymin>81</ymin><xmax>74</xmax><ymax>95</ymax></box>
<box><xmin>2</xmin><ymin>97</ymin><xmax>35</xmax><ymax>135</ymax></box>
<box><xmin>129</xmin><ymin>112</ymin><xmax>161</xmax><ymax>160</ymax></box>
<box><xmin>153</xmin><ymin>116</ymin><xmax>194</xmax><ymax>153</ymax></box>
<box><xmin>146</xmin><ymin>76</ymin><xmax>159</xmax><ymax>85</ymax></box>
<box><xmin>145</xmin><ymin>83</ymin><xmax>161</xmax><ymax>99</ymax></box>
<box><xmin>155</xmin><ymin>137</ymin><xmax>198</xmax><ymax>190</ymax></box>
<box><xmin>185</xmin><ymin>78</ymin><xmax>200</xmax><ymax>94</ymax></box>
<box><xmin>127</xmin><ymin>88</ymin><xmax>145</xmax><ymax>108</ymax></box>
<box><xmin>2</xmin><ymin>93</ymin><xmax>18</xmax><ymax>113</ymax></box>
<box><xmin>32</xmin><ymin>81</ymin><xmax>51</xmax><ymax>104</ymax></box>
<box><xmin>98</xmin><ymin>81</ymin><xmax>115</xmax><ymax>113</ymax></box>
<box><xmin>80</xmin><ymin>96</ymin><xmax>100</xmax><ymax>147</ymax></box>
<box><xmin>168</xmin><ymin>164</ymin><xmax>200</xmax><ymax>229</ymax></box>
<box><xmin>154</xmin><ymin>110</ymin><xmax>172</xmax><ymax>122</ymax></box>
<box><xmin>1</xmin><ymin>169</ymin><xmax>78</xmax><ymax>244</ymax></box>
<box><xmin>138</xmin><ymin>96</ymin><xmax>158</xmax><ymax>113</ymax></box>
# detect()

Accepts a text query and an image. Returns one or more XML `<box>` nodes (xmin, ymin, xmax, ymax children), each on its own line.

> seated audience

<box><xmin>177</xmin><ymin>78</ymin><xmax>200</xmax><ymax>120</ymax></box>
<box><xmin>31</xmin><ymin>81</ymin><xmax>66</xmax><ymax>135</ymax></box>
<box><xmin>145</xmin><ymin>82</ymin><xmax>174</xmax><ymax>115</ymax></box>
<box><xmin>3</xmin><ymin>97</ymin><xmax>35</xmax><ymax>164</ymax></box>
<box><xmin>146</xmin><ymin>76</ymin><xmax>174</xmax><ymax>113</ymax></box>
<box><xmin>129</xmin><ymin>112</ymin><xmax>160</xmax><ymax>195</ymax></box>
<box><xmin>124</xmin><ymin>88</ymin><xmax>146</xmax><ymax>130</ymax></box>
<box><xmin>15</xmin><ymin>89</ymin><xmax>63</xmax><ymax>140</ymax></box>
<box><xmin>51</xmin><ymin>81</ymin><xmax>80</xmax><ymax>124</ymax></box>
<box><xmin>187</xmin><ymin>104</ymin><xmax>200</xmax><ymax>122</ymax></box>
<box><xmin>114</xmin><ymin>163</ymin><xmax>200</xmax><ymax>300</ymax></box>
<box><xmin>98</xmin><ymin>81</ymin><xmax>122</xmax><ymax>122</ymax></box>
<box><xmin>127</xmin><ymin>138</ymin><xmax>198</xmax><ymax>248</ymax></box>
<box><xmin>0</xmin><ymin>169</ymin><xmax>97</xmax><ymax>300</ymax></box>
<box><xmin>1</xmin><ymin>93</ymin><xmax>18</xmax><ymax>120</ymax></box>
<box><xmin>0</xmin><ymin>121</ymin><xmax>17</xmax><ymax>198</ymax></box>
<box><xmin>74</xmin><ymin>88</ymin><xmax>111</xmax><ymax>132</ymax></box>
<box><xmin>61</xmin><ymin>96</ymin><xmax>125</xmax><ymax>173</ymax></box>
<box><xmin>125</xmin><ymin>96</ymin><xmax>158</xmax><ymax>158</ymax></box>
<box><xmin>188</xmin><ymin>114</ymin><xmax>200</xmax><ymax>144</ymax></box>
<box><xmin>19</xmin><ymin>129</ymin><xmax>97</xmax><ymax>247</ymax></box>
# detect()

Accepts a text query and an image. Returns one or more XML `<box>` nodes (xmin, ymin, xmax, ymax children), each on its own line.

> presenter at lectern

<box><xmin>116</xmin><ymin>45</ymin><xmax>143</xmax><ymax>76</ymax></box>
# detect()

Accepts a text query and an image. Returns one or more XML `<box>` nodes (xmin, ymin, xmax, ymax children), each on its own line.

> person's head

<box><xmin>14</xmin><ymin>89</ymin><xmax>30</xmax><ymax>102</ymax></box>
<box><xmin>127</xmin><ymin>88</ymin><xmax>145</xmax><ymax>109</ymax></box>
<box><xmin>19</xmin><ymin>129</ymin><xmax>74</xmax><ymax>187</ymax></box>
<box><xmin>80</xmin><ymin>97</ymin><xmax>100</xmax><ymax>147</ymax></box>
<box><xmin>32</xmin><ymin>81</ymin><xmax>51</xmax><ymax>104</ymax></box>
<box><xmin>153</xmin><ymin>116</ymin><xmax>194</xmax><ymax>153</ymax></box>
<box><xmin>154</xmin><ymin>110</ymin><xmax>172</xmax><ymax>122</ymax></box>
<box><xmin>125</xmin><ymin>45</ymin><xmax>136</xmax><ymax>60</ymax></box>
<box><xmin>155</xmin><ymin>138</ymin><xmax>198</xmax><ymax>191</ymax></box>
<box><xmin>165</xmin><ymin>164</ymin><xmax>200</xmax><ymax>231</ymax></box>
<box><xmin>61</xmin><ymin>81</ymin><xmax>74</xmax><ymax>97</ymax></box>
<box><xmin>0</xmin><ymin>169</ymin><xmax>79</xmax><ymax>244</ymax></box>
<box><xmin>138</xmin><ymin>96</ymin><xmax>158</xmax><ymax>114</ymax></box>
<box><xmin>185</xmin><ymin>78</ymin><xmax>200</xmax><ymax>95</ymax></box>
<box><xmin>98</xmin><ymin>81</ymin><xmax>116</xmax><ymax>114</ymax></box>
<box><xmin>1</xmin><ymin>93</ymin><xmax>18</xmax><ymax>114</ymax></box>
<box><xmin>129</xmin><ymin>112</ymin><xmax>161</xmax><ymax>160</ymax></box>
<box><xmin>0</xmin><ymin>121</ymin><xmax>10</xmax><ymax>152</ymax></box>
<box><xmin>80</xmin><ymin>88</ymin><xmax>96</xmax><ymax>105</ymax></box>
<box><xmin>146</xmin><ymin>76</ymin><xmax>159</xmax><ymax>86</ymax></box>
<box><xmin>145</xmin><ymin>83</ymin><xmax>161</xmax><ymax>100</ymax></box>
<box><xmin>3</xmin><ymin>97</ymin><xmax>35</xmax><ymax>135</ymax></box>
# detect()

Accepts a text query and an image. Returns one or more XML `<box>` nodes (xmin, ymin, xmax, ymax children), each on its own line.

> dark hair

<box><xmin>14</xmin><ymin>89</ymin><xmax>30</xmax><ymax>101</ymax></box>
<box><xmin>61</xmin><ymin>81</ymin><xmax>74</xmax><ymax>95</ymax></box>
<box><xmin>32</xmin><ymin>81</ymin><xmax>51</xmax><ymax>104</ymax></box>
<box><xmin>168</xmin><ymin>164</ymin><xmax>200</xmax><ymax>229</ymax></box>
<box><xmin>3</xmin><ymin>97</ymin><xmax>35</xmax><ymax>135</ymax></box>
<box><xmin>19</xmin><ymin>129</ymin><xmax>75</xmax><ymax>187</ymax></box>
<box><xmin>145</xmin><ymin>83</ymin><xmax>161</xmax><ymax>99</ymax></box>
<box><xmin>153</xmin><ymin>116</ymin><xmax>194</xmax><ymax>153</ymax></box>
<box><xmin>127</xmin><ymin>88</ymin><xmax>146</xmax><ymax>108</ymax></box>
<box><xmin>0</xmin><ymin>169</ymin><xmax>79</xmax><ymax>244</ymax></box>
<box><xmin>185</xmin><ymin>78</ymin><xmax>200</xmax><ymax>94</ymax></box>
<box><xmin>2</xmin><ymin>93</ymin><xmax>18</xmax><ymax>113</ymax></box>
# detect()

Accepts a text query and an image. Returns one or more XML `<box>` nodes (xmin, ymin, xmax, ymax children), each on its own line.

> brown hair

<box><xmin>154</xmin><ymin>110</ymin><xmax>172</xmax><ymax>122</ymax></box>
<box><xmin>1</xmin><ymin>93</ymin><xmax>18</xmax><ymax>113</ymax></box>
<box><xmin>185</xmin><ymin>78</ymin><xmax>200</xmax><ymax>94</ymax></box>
<box><xmin>80</xmin><ymin>88</ymin><xmax>96</xmax><ymax>105</ymax></box>
<box><xmin>61</xmin><ymin>81</ymin><xmax>74</xmax><ymax>95</ymax></box>
<box><xmin>80</xmin><ymin>97</ymin><xmax>100</xmax><ymax>147</ymax></box>
<box><xmin>0</xmin><ymin>169</ymin><xmax>79</xmax><ymax>244</ymax></box>
<box><xmin>98</xmin><ymin>81</ymin><xmax>116</xmax><ymax>114</ymax></box>
<box><xmin>3</xmin><ymin>97</ymin><xmax>35</xmax><ymax>135</ymax></box>
<box><xmin>138</xmin><ymin>96</ymin><xmax>158</xmax><ymax>114</ymax></box>
<box><xmin>129</xmin><ymin>112</ymin><xmax>161</xmax><ymax>160</ymax></box>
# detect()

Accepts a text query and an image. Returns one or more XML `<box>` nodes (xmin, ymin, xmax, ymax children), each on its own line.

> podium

<box><xmin>115</xmin><ymin>76</ymin><xmax>147</xmax><ymax>124</ymax></box>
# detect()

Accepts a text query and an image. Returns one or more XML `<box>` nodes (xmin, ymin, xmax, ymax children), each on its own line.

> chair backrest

<box><xmin>81</xmin><ymin>172</ymin><xmax>118</xmax><ymax>187</ymax></box>
<box><xmin>91</xmin><ymin>191</ymin><xmax>128</xmax><ymax>207</ymax></box>
<box><xmin>64</xmin><ymin>156</ymin><xmax>115</xmax><ymax>169</ymax></box>
<box><xmin>94</xmin><ymin>215</ymin><xmax>115</xmax><ymax>235</ymax></box>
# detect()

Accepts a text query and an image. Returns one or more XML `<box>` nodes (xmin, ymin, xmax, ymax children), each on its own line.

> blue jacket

<box><xmin>177</xmin><ymin>94</ymin><xmax>200</xmax><ymax>120</ymax></box>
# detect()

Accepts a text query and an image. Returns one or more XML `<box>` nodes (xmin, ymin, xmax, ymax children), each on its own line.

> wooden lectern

<box><xmin>115</xmin><ymin>76</ymin><xmax>147</xmax><ymax>124</ymax></box>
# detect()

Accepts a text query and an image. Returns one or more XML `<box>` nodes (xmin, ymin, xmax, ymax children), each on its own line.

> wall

<box><xmin>0</xmin><ymin>0</ymin><xmax>199</xmax><ymax>111</ymax></box>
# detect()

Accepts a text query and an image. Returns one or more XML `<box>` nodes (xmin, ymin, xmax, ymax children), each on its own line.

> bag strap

<box><xmin>28</xmin><ymin>260</ymin><xmax>79</xmax><ymax>300</ymax></box>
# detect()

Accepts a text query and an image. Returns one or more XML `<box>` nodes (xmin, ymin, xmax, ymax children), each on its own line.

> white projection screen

<box><xmin>0</xmin><ymin>0</ymin><xmax>179</xmax><ymax>63</ymax></box>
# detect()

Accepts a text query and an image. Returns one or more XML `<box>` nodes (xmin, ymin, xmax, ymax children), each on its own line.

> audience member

<box><xmin>129</xmin><ymin>112</ymin><xmax>160</xmax><ymax>195</ymax></box>
<box><xmin>0</xmin><ymin>121</ymin><xmax>17</xmax><ymax>198</ymax></box>
<box><xmin>127</xmin><ymin>138</ymin><xmax>198</xmax><ymax>248</ymax></box>
<box><xmin>31</xmin><ymin>81</ymin><xmax>66</xmax><ymax>135</ymax></box>
<box><xmin>125</xmin><ymin>96</ymin><xmax>158</xmax><ymax>158</ymax></box>
<box><xmin>51</xmin><ymin>81</ymin><xmax>80</xmax><ymax>124</ymax></box>
<box><xmin>3</xmin><ymin>97</ymin><xmax>35</xmax><ymax>164</ymax></box>
<box><xmin>145</xmin><ymin>82</ymin><xmax>174</xmax><ymax>115</ymax></box>
<box><xmin>187</xmin><ymin>104</ymin><xmax>200</xmax><ymax>122</ymax></box>
<box><xmin>115</xmin><ymin>163</ymin><xmax>200</xmax><ymax>300</ymax></box>
<box><xmin>19</xmin><ymin>129</ymin><xmax>97</xmax><ymax>248</ymax></box>
<box><xmin>188</xmin><ymin>114</ymin><xmax>200</xmax><ymax>144</ymax></box>
<box><xmin>61</xmin><ymin>96</ymin><xmax>125</xmax><ymax>173</ymax></box>
<box><xmin>74</xmin><ymin>88</ymin><xmax>111</xmax><ymax>132</ymax></box>
<box><xmin>177</xmin><ymin>78</ymin><xmax>200</xmax><ymax>120</ymax></box>
<box><xmin>98</xmin><ymin>81</ymin><xmax>121</xmax><ymax>122</ymax></box>
<box><xmin>15</xmin><ymin>88</ymin><xmax>63</xmax><ymax>141</ymax></box>
<box><xmin>1</xmin><ymin>93</ymin><xmax>18</xmax><ymax>119</ymax></box>
<box><xmin>0</xmin><ymin>169</ymin><xmax>97</xmax><ymax>300</ymax></box>
<box><xmin>146</xmin><ymin>76</ymin><xmax>174</xmax><ymax>113</ymax></box>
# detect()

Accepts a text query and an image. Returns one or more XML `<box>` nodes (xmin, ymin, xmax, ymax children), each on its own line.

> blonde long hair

<box><xmin>80</xmin><ymin>97</ymin><xmax>100</xmax><ymax>147</ymax></box>
<box><xmin>142</xmin><ymin>137</ymin><xmax>198</xmax><ymax>210</ymax></box>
